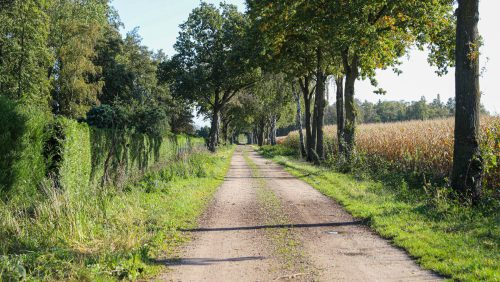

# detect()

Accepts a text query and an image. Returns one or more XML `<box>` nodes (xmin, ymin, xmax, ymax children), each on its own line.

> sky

<box><xmin>112</xmin><ymin>0</ymin><xmax>499</xmax><ymax>126</ymax></box>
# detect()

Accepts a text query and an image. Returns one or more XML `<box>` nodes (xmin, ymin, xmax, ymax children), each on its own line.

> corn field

<box><xmin>282</xmin><ymin>117</ymin><xmax>500</xmax><ymax>189</ymax></box>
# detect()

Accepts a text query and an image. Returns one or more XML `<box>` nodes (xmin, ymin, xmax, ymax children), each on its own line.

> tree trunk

<box><xmin>222</xmin><ymin>121</ymin><xmax>229</xmax><ymax>145</ymax></box>
<box><xmin>293</xmin><ymin>82</ymin><xmax>307</xmax><ymax>157</ymax></box>
<box><xmin>335</xmin><ymin>75</ymin><xmax>345</xmax><ymax>155</ymax></box>
<box><xmin>452</xmin><ymin>0</ymin><xmax>483</xmax><ymax>203</ymax></box>
<box><xmin>208</xmin><ymin>106</ymin><xmax>220</xmax><ymax>152</ymax></box>
<box><xmin>257</xmin><ymin>118</ymin><xmax>265</xmax><ymax>146</ymax></box>
<box><xmin>342</xmin><ymin>51</ymin><xmax>359</xmax><ymax>162</ymax></box>
<box><xmin>300</xmin><ymin>77</ymin><xmax>314</xmax><ymax>161</ymax></box>
<box><xmin>216</xmin><ymin>112</ymin><xmax>221</xmax><ymax>145</ymax></box>
<box><xmin>312</xmin><ymin>95</ymin><xmax>318</xmax><ymax>154</ymax></box>
<box><xmin>270</xmin><ymin>115</ymin><xmax>277</xmax><ymax>145</ymax></box>
<box><xmin>304</xmin><ymin>96</ymin><xmax>313</xmax><ymax>161</ymax></box>
<box><xmin>315</xmin><ymin>48</ymin><xmax>326</xmax><ymax>159</ymax></box>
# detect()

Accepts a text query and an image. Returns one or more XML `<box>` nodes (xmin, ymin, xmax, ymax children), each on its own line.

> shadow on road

<box><xmin>181</xmin><ymin>221</ymin><xmax>362</xmax><ymax>232</ymax></box>
<box><xmin>156</xmin><ymin>256</ymin><xmax>266</xmax><ymax>266</ymax></box>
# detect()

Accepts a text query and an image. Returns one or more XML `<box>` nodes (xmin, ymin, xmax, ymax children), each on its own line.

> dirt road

<box><xmin>159</xmin><ymin>146</ymin><xmax>440</xmax><ymax>281</ymax></box>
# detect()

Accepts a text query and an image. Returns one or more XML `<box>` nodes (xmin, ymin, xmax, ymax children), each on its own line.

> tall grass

<box><xmin>0</xmin><ymin>146</ymin><xmax>234</xmax><ymax>281</ymax></box>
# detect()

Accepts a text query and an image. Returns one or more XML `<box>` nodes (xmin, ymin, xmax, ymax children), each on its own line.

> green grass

<box><xmin>0</xmin><ymin>146</ymin><xmax>234</xmax><ymax>281</ymax></box>
<box><xmin>242</xmin><ymin>149</ymin><xmax>305</xmax><ymax>272</ymax></box>
<box><xmin>258</xmin><ymin>145</ymin><xmax>499</xmax><ymax>282</ymax></box>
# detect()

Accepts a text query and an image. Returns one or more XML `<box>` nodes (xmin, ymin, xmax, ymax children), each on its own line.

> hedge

<box><xmin>0</xmin><ymin>97</ymin><xmax>204</xmax><ymax>204</ymax></box>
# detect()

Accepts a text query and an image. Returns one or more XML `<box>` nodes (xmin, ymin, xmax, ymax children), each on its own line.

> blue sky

<box><xmin>112</xmin><ymin>0</ymin><xmax>499</xmax><ymax>125</ymax></box>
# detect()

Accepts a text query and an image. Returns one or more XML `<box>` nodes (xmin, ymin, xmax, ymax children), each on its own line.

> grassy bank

<box><xmin>258</xmin><ymin>145</ymin><xmax>499</xmax><ymax>281</ymax></box>
<box><xmin>0</xmin><ymin>146</ymin><xmax>234</xmax><ymax>281</ymax></box>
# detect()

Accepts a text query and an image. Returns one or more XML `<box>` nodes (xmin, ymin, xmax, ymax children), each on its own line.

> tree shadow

<box><xmin>181</xmin><ymin>221</ymin><xmax>362</xmax><ymax>232</ymax></box>
<box><xmin>0</xmin><ymin>97</ymin><xmax>32</xmax><ymax>199</ymax></box>
<box><xmin>155</xmin><ymin>256</ymin><xmax>266</xmax><ymax>266</ymax></box>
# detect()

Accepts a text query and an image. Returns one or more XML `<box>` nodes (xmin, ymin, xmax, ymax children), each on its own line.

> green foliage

<box><xmin>165</xmin><ymin>2</ymin><xmax>258</xmax><ymax>112</ymax></box>
<box><xmin>48</xmin><ymin>0</ymin><xmax>109</xmax><ymax>118</ymax></box>
<box><xmin>91</xmin><ymin>26</ymin><xmax>189</xmax><ymax>136</ymax></box>
<box><xmin>260</xmin><ymin>148</ymin><xmax>499</xmax><ymax>281</ymax></box>
<box><xmin>59</xmin><ymin>118</ymin><xmax>201</xmax><ymax>191</ymax></box>
<box><xmin>163</xmin><ymin>2</ymin><xmax>260</xmax><ymax>150</ymax></box>
<box><xmin>87</xmin><ymin>103</ymin><xmax>168</xmax><ymax>137</ymax></box>
<box><xmin>0</xmin><ymin>97</ymin><xmax>52</xmax><ymax>204</ymax></box>
<box><xmin>0</xmin><ymin>0</ymin><xmax>52</xmax><ymax>105</ymax></box>
<box><xmin>0</xmin><ymin>146</ymin><xmax>234</xmax><ymax>281</ymax></box>
<box><xmin>1</xmin><ymin>0</ymin><xmax>184</xmax><ymax>134</ymax></box>
<box><xmin>324</xmin><ymin>95</ymin><xmax>454</xmax><ymax>125</ymax></box>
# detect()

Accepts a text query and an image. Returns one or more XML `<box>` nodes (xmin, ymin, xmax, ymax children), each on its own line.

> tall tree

<box><xmin>0</xmin><ymin>0</ymin><xmax>52</xmax><ymax>106</ymax></box>
<box><xmin>451</xmin><ymin>0</ymin><xmax>483</xmax><ymax>202</ymax></box>
<box><xmin>292</xmin><ymin>82</ymin><xmax>307</xmax><ymax>157</ymax></box>
<box><xmin>164</xmin><ymin>3</ymin><xmax>258</xmax><ymax>152</ymax></box>
<box><xmin>48</xmin><ymin>0</ymin><xmax>108</xmax><ymax>118</ymax></box>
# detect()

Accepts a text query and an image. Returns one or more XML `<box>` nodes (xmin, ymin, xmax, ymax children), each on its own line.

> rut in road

<box><xmin>159</xmin><ymin>146</ymin><xmax>441</xmax><ymax>281</ymax></box>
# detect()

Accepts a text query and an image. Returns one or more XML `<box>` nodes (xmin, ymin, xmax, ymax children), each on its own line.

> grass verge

<box><xmin>0</xmin><ymin>146</ymin><xmax>234</xmax><ymax>281</ymax></box>
<box><xmin>258</xmin><ymin>145</ymin><xmax>499</xmax><ymax>282</ymax></box>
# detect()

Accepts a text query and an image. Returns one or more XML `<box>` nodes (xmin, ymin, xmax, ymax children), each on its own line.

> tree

<box><xmin>164</xmin><ymin>3</ymin><xmax>258</xmax><ymax>152</ymax></box>
<box><xmin>451</xmin><ymin>0</ymin><xmax>483</xmax><ymax>203</ymax></box>
<box><xmin>335</xmin><ymin>75</ymin><xmax>345</xmax><ymax>155</ymax></box>
<box><xmin>48</xmin><ymin>0</ymin><xmax>109</xmax><ymax>118</ymax></box>
<box><xmin>0</xmin><ymin>0</ymin><xmax>52</xmax><ymax>106</ymax></box>
<box><xmin>91</xmin><ymin>19</ymin><xmax>175</xmax><ymax>136</ymax></box>
<box><xmin>292</xmin><ymin>82</ymin><xmax>307</xmax><ymax>156</ymax></box>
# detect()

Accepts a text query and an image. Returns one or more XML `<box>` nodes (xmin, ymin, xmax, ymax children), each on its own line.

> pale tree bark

<box><xmin>452</xmin><ymin>0</ymin><xmax>483</xmax><ymax>203</ymax></box>
<box><xmin>315</xmin><ymin>48</ymin><xmax>327</xmax><ymax>159</ymax></box>
<box><xmin>335</xmin><ymin>75</ymin><xmax>345</xmax><ymax>155</ymax></box>
<box><xmin>292</xmin><ymin>82</ymin><xmax>307</xmax><ymax>157</ymax></box>
<box><xmin>270</xmin><ymin>114</ymin><xmax>277</xmax><ymax>145</ymax></box>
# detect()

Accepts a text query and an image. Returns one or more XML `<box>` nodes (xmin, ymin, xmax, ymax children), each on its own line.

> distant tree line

<box><xmin>276</xmin><ymin>95</ymin><xmax>488</xmax><ymax>137</ymax></box>
<box><xmin>324</xmin><ymin>95</ymin><xmax>489</xmax><ymax>125</ymax></box>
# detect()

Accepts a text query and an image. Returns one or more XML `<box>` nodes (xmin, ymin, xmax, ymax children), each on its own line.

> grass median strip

<box><xmin>242</xmin><ymin>149</ymin><xmax>312</xmax><ymax>279</ymax></box>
